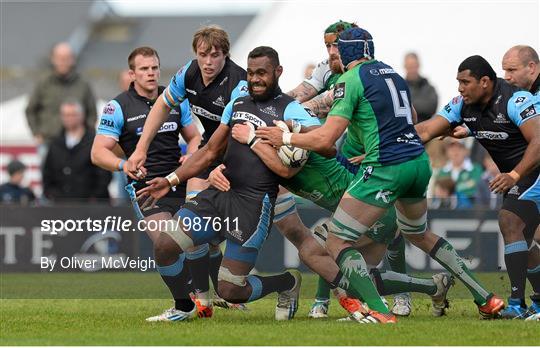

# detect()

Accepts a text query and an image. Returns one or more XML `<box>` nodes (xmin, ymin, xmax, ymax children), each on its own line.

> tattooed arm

<box><xmin>287</xmin><ymin>82</ymin><xmax>319</xmax><ymax>103</ymax></box>
<box><xmin>302</xmin><ymin>89</ymin><xmax>334</xmax><ymax>118</ymax></box>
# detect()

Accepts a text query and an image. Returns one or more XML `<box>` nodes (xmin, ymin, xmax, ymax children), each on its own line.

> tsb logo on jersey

<box><xmin>475</xmin><ymin>131</ymin><xmax>509</xmax><ymax>140</ymax></box>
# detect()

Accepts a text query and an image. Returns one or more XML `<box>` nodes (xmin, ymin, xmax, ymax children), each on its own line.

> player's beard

<box><xmin>329</xmin><ymin>55</ymin><xmax>344</xmax><ymax>74</ymax></box>
<box><xmin>249</xmin><ymin>75</ymin><xmax>279</xmax><ymax>102</ymax></box>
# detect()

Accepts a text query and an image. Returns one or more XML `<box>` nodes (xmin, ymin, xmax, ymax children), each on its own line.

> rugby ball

<box><xmin>277</xmin><ymin>145</ymin><xmax>309</xmax><ymax>168</ymax></box>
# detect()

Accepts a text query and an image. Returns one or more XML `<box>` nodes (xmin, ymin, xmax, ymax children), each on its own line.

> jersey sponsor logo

<box><xmin>170</xmin><ymin>109</ymin><xmax>180</xmax><ymax>115</ymax></box>
<box><xmin>297</xmin><ymin>189</ymin><xmax>323</xmax><ymax>202</ymax></box>
<box><xmin>136</xmin><ymin>122</ymin><xmax>178</xmax><ymax>135</ymax></box>
<box><xmin>259</xmin><ymin>105</ymin><xmax>278</xmax><ymax>117</ymax></box>
<box><xmin>231</xmin><ymin>111</ymin><xmax>267</xmax><ymax>127</ymax></box>
<box><xmin>186</xmin><ymin>88</ymin><xmax>197</xmax><ymax>95</ymax></box>
<box><xmin>334</xmin><ymin>82</ymin><xmax>345</xmax><ymax>99</ymax></box>
<box><xmin>361</xmin><ymin>166</ymin><xmax>373</xmax><ymax>182</ymax></box>
<box><xmin>375</xmin><ymin>189</ymin><xmax>393</xmax><ymax>204</ymax></box>
<box><xmin>463</xmin><ymin>116</ymin><xmax>477</xmax><ymax>122</ymax></box>
<box><xmin>100</xmin><ymin>118</ymin><xmax>115</xmax><ymax>128</ymax></box>
<box><xmin>493</xmin><ymin>113</ymin><xmax>510</xmax><ymax>124</ymax></box>
<box><xmin>444</xmin><ymin>103</ymin><xmax>452</xmax><ymax>113</ymax></box>
<box><xmin>475</xmin><ymin>131</ymin><xmax>509</xmax><ymax>140</ymax></box>
<box><xmin>103</xmin><ymin>103</ymin><xmax>116</xmax><ymax>115</ymax></box>
<box><xmin>191</xmin><ymin>105</ymin><xmax>221</xmax><ymax>121</ymax></box>
<box><xmin>369</xmin><ymin>69</ymin><xmax>379</xmax><ymax>76</ymax></box>
<box><xmin>520</xmin><ymin>105</ymin><xmax>537</xmax><ymax>119</ymax></box>
<box><xmin>219</xmin><ymin>76</ymin><xmax>228</xmax><ymax>86</ymax></box>
<box><xmin>127</xmin><ymin>114</ymin><xmax>147</xmax><ymax>122</ymax></box>
<box><xmin>396</xmin><ymin>132</ymin><xmax>421</xmax><ymax>145</ymax></box>
<box><xmin>514</xmin><ymin>96</ymin><xmax>527</xmax><ymax>104</ymax></box>
<box><xmin>212</xmin><ymin>95</ymin><xmax>226</xmax><ymax>108</ymax></box>
<box><xmin>378</xmin><ymin>68</ymin><xmax>395</xmax><ymax>75</ymax></box>
<box><xmin>240</xmin><ymin>85</ymin><xmax>249</xmax><ymax>92</ymax></box>
<box><xmin>452</xmin><ymin>96</ymin><xmax>462</xmax><ymax>105</ymax></box>
<box><xmin>508</xmin><ymin>185</ymin><xmax>520</xmax><ymax>196</ymax></box>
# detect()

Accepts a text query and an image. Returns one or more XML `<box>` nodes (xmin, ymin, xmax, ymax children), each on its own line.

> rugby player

<box><xmin>127</xmin><ymin>26</ymin><xmax>248</xmax><ymax>311</ymax></box>
<box><xmin>135</xmin><ymin>46</ymin><xmax>320</xmax><ymax>321</ymax></box>
<box><xmin>256</xmin><ymin>28</ymin><xmax>504</xmax><ymax>321</ymax></box>
<box><xmin>91</xmin><ymin>47</ymin><xmax>204</xmax><ymax>320</ymax></box>
<box><xmin>416</xmin><ymin>55</ymin><xmax>540</xmax><ymax>319</ymax></box>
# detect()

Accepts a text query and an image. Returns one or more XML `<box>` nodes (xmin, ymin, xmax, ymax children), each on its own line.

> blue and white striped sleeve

<box><xmin>438</xmin><ymin>96</ymin><xmax>464</xmax><ymax>127</ymax></box>
<box><xmin>162</xmin><ymin>61</ymin><xmax>192</xmax><ymax>108</ymax></box>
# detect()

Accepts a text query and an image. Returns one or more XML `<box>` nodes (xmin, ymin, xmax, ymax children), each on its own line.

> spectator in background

<box><xmin>430</xmin><ymin>176</ymin><xmax>456</xmax><ymax>209</ymax></box>
<box><xmin>404</xmin><ymin>52</ymin><xmax>438</xmax><ymax>123</ymax></box>
<box><xmin>436</xmin><ymin>139</ymin><xmax>483</xmax><ymax>209</ymax></box>
<box><xmin>25</xmin><ymin>42</ymin><xmax>97</xmax><ymax>150</ymax></box>
<box><xmin>42</xmin><ymin>100</ymin><xmax>111</xmax><ymax>202</ymax></box>
<box><xmin>0</xmin><ymin>160</ymin><xmax>36</xmax><ymax>205</ymax></box>
<box><xmin>303</xmin><ymin>63</ymin><xmax>316</xmax><ymax>79</ymax></box>
<box><xmin>475</xmin><ymin>152</ymin><xmax>503</xmax><ymax>209</ymax></box>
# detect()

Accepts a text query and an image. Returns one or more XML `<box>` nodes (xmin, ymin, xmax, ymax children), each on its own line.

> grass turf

<box><xmin>1</xmin><ymin>272</ymin><xmax>537</xmax><ymax>345</ymax></box>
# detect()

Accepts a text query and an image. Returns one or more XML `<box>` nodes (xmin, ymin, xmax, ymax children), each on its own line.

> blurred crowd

<box><xmin>0</xmin><ymin>43</ymin><xmax>507</xmax><ymax>209</ymax></box>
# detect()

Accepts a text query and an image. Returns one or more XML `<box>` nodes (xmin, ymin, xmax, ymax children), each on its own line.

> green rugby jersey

<box><xmin>329</xmin><ymin>60</ymin><xmax>425</xmax><ymax>166</ymax></box>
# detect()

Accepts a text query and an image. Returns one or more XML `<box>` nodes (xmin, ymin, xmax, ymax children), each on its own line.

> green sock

<box><xmin>315</xmin><ymin>276</ymin><xmax>331</xmax><ymax>301</ymax></box>
<box><xmin>386</xmin><ymin>234</ymin><xmax>407</xmax><ymax>274</ymax></box>
<box><xmin>430</xmin><ymin>238</ymin><xmax>489</xmax><ymax>304</ymax></box>
<box><xmin>372</xmin><ymin>270</ymin><xmax>437</xmax><ymax>296</ymax></box>
<box><xmin>336</xmin><ymin>248</ymin><xmax>389</xmax><ymax>313</ymax></box>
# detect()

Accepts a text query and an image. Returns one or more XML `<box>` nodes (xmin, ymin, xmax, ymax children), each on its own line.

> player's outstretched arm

<box><xmin>231</xmin><ymin>122</ymin><xmax>301</xmax><ymax>179</ymax></box>
<box><xmin>127</xmin><ymin>96</ymin><xmax>172</xmax><ymax>174</ymax></box>
<box><xmin>414</xmin><ymin>115</ymin><xmax>453</xmax><ymax>144</ymax></box>
<box><xmin>91</xmin><ymin>135</ymin><xmax>137</xmax><ymax>179</ymax></box>
<box><xmin>287</xmin><ymin>81</ymin><xmax>318</xmax><ymax>103</ymax></box>
<box><xmin>302</xmin><ymin>89</ymin><xmax>334</xmax><ymax>119</ymax></box>
<box><xmin>179</xmin><ymin>123</ymin><xmax>202</xmax><ymax>164</ymax></box>
<box><xmin>256</xmin><ymin>116</ymin><xmax>347</xmax><ymax>154</ymax></box>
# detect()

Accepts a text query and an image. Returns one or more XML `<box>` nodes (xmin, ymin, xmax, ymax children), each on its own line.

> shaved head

<box><xmin>502</xmin><ymin>45</ymin><xmax>539</xmax><ymax>90</ymax></box>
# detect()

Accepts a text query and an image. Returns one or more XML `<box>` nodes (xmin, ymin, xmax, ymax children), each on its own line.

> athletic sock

<box><xmin>209</xmin><ymin>247</ymin><xmax>223</xmax><ymax>291</ymax></box>
<box><xmin>386</xmin><ymin>234</ymin><xmax>407</xmax><ymax>274</ymax></box>
<box><xmin>185</xmin><ymin>244</ymin><xmax>211</xmax><ymax>305</ymax></box>
<box><xmin>156</xmin><ymin>254</ymin><xmax>194</xmax><ymax>312</ymax></box>
<box><xmin>430</xmin><ymin>237</ymin><xmax>490</xmax><ymax>304</ymax></box>
<box><xmin>315</xmin><ymin>276</ymin><xmax>332</xmax><ymax>301</ymax></box>
<box><xmin>503</xmin><ymin>240</ymin><xmax>528</xmax><ymax>300</ymax></box>
<box><xmin>246</xmin><ymin>272</ymin><xmax>296</xmax><ymax>302</ymax></box>
<box><xmin>526</xmin><ymin>263</ymin><xmax>540</xmax><ymax>295</ymax></box>
<box><xmin>371</xmin><ymin>269</ymin><xmax>437</xmax><ymax>296</ymax></box>
<box><xmin>335</xmin><ymin>248</ymin><xmax>389</xmax><ymax>313</ymax></box>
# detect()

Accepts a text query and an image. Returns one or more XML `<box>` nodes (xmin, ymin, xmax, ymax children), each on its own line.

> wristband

<box><xmin>283</xmin><ymin>132</ymin><xmax>293</xmax><ymax>146</ymax></box>
<box><xmin>508</xmin><ymin>170</ymin><xmax>521</xmax><ymax>182</ymax></box>
<box><xmin>166</xmin><ymin>172</ymin><xmax>180</xmax><ymax>187</ymax></box>
<box><xmin>118</xmin><ymin>159</ymin><xmax>126</xmax><ymax>171</ymax></box>
<box><xmin>249</xmin><ymin>137</ymin><xmax>261</xmax><ymax>149</ymax></box>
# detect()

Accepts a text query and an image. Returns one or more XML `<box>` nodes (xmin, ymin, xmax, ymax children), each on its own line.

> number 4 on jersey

<box><xmin>385</xmin><ymin>78</ymin><xmax>413</xmax><ymax>124</ymax></box>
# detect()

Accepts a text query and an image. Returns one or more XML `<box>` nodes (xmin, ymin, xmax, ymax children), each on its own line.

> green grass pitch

<box><xmin>1</xmin><ymin>272</ymin><xmax>537</xmax><ymax>345</ymax></box>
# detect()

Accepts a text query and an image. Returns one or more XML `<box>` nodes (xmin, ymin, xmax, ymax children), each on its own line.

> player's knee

<box><xmin>154</xmin><ymin>234</ymin><xmax>181</xmax><ymax>265</ymax></box>
<box><xmin>498</xmin><ymin>209</ymin><xmax>526</xmax><ymax>242</ymax></box>
<box><xmin>279</xmin><ymin>222</ymin><xmax>307</xmax><ymax>248</ymax></box>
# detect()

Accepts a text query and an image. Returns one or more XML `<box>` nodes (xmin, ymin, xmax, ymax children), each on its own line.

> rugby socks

<box><xmin>185</xmin><ymin>244</ymin><xmax>211</xmax><ymax>306</ymax></box>
<box><xmin>246</xmin><ymin>272</ymin><xmax>296</xmax><ymax>302</ymax></box>
<box><xmin>315</xmin><ymin>276</ymin><xmax>331</xmax><ymax>301</ymax></box>
<box><xmin>371</xmin><ymin>269</ymin><xmax>437</xmax><ymax>296</ymax></box>
<box><xmin>335</xmin><ymin>248</ymin><xmax>389</xmax><ymax>313</ymax></box>
<box><xmin>209</xmin><ymin>248</ymin><xmax>223</xmax><ymax>291</ymax></box>
<box><xmin>156</xmin><ymin>254</ymin><xmax>194</xmax><ymax>312</ymax></box>
<box><xmin>503</xmin><ymin>240</ymin><xmax>528</xmax><ymax>300</ymax></box>
<box><xmin>386</xmin><ymin>234</ymin><xmax>407</xmax><ymax>274</ymax></box>
<box><xmin>430</xmin><ymin>238</ymin><xmax>490</xmax><ymax>304</ymax></box>
<box><xmin>527</xmin><ymin>264</ymin><xmax>540</xmax><ymax>295</ymax></box>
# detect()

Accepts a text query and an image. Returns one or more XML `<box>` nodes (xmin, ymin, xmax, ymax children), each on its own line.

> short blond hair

<box><xmin>192</xmin><ymin>25</ymin><xmax>230</xmax><ymax>56</ymax></box>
